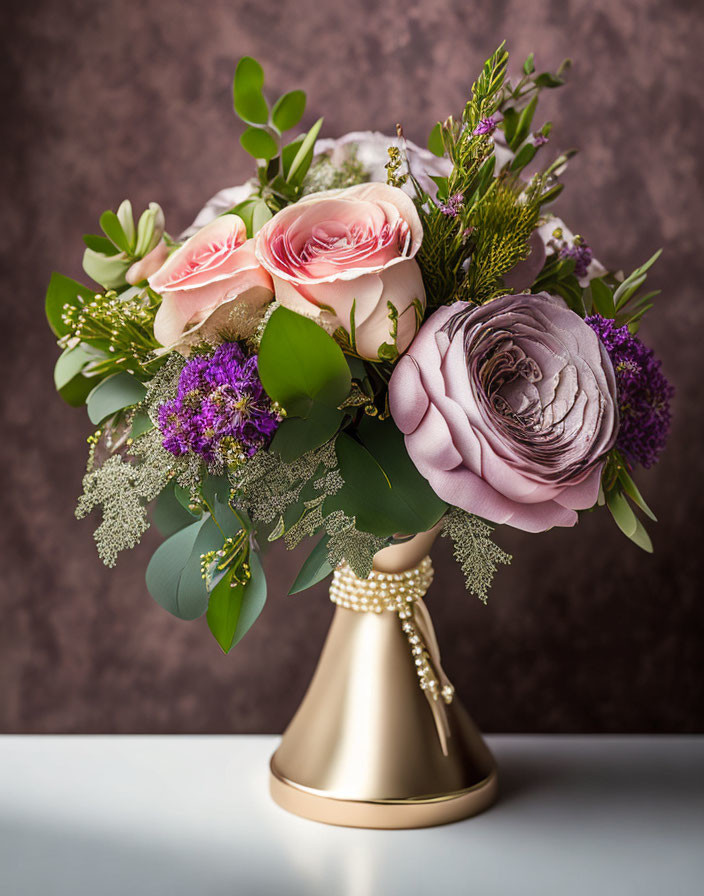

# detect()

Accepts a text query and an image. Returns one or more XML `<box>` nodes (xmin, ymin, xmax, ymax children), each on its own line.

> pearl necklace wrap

<box><xmin>330</xmin><ymin>556</ymin><xmax>455</xmax><ymax>755</ymax></box>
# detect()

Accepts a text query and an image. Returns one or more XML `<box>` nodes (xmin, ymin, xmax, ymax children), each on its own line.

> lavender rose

<box><xmin>389</xmin><ymin>293</ymin><xmax>619</xmax><ymax>532</ymax></box>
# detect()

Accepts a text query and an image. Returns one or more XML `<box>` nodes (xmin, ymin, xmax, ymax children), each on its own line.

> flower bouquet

<box><xmin>48</xmin><ymin>45</ymin><xmax>672</xmax><ymax>827</ymax></box>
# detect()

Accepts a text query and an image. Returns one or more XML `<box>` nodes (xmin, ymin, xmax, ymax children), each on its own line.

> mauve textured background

<box><xmin>2</xmin><ymin>0</ymin><xmax>703</xmax><ymax>734</ymax></box>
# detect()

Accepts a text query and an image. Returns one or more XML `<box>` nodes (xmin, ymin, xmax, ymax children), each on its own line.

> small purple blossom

<box><xmin>158</xmin><ymin>343</ymin><xmax>280</xmax><ymax>468</ymax></box>
<box><xmin>533</xmin><ymin>133</ymin><xmax>549</xmax><ymax>146</ymax></box>
<box><xmin>473</xmin><ymin>116</ymin><xmax>498</xmax><ymax>136</ymax></box>
<box><xmin>559</xmin><ymin>239</ymin><xmax>594</xmax><ymax>279</ymax></box>
<box><xmin>586</xmin><ymin>315</ymin><xmax>674</xmax><ymax>469</ymax></box>
<box><xmin>439</xmin><ymin>192</ymin><xmax>465</xmax><ymax>218</ymax></box>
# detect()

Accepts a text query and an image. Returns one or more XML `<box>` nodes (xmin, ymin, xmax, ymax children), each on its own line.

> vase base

<box><xmin>269</xmin><ymin>760</ymin><xmax>498</xmax><ymax>829</ymax></box>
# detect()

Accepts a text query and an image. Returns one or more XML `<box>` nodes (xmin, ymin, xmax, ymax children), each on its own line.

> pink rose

<box><xmin>254</xmin><ymin>183</ymin><xmax>426</xmax><ymax>360</ymax></box>
<box><xmin>389</xmin><ymin>294</ymin><xmax>618</xmax><ymax>533</ymax></box>
<box><xmin>149</xmin><ymin>216</ymin><xmax>273</xmax><ymax>350</ymax></box>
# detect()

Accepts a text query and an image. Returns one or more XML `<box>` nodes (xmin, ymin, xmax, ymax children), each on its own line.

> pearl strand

<box><xmin>330</xmin><ymin>557</ymin><xmax>454</xmax><ymax>705</ymax></box>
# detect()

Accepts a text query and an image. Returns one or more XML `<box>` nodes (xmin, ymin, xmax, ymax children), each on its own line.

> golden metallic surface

<box><xmin>269</xmin><ymin>529</ymin><xmax>498</xmax><ymax>829</ymax></box>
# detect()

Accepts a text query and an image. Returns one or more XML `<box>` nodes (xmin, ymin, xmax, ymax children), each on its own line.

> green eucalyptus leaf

<box><xmin>233</xmin><ymin>56</ymin><xmax>269</xmax><ymax>125</ymax></box>
<box><xmin>207</xmin><ymin>569</ymin><xmax>245</xmax><ymax>653</ymax></box>
<box><xmin>54</xmin><ymin>345</ymin><xmax>96</xmax><ymax>407</ymax></box>
<box><xmin>153</xmin><ymin>483</ymin><xmax>199</xmax><ymax>538</ymax></box>
<box><xmin>258</xmin><ymin>306</ymin><xmax>351</xmax><ymax>415</ymax></box>
<box><xmin>231</xmin><ymin>550</ymin><xmax>267</xmax><ymax>647</ymax></box>
<box><xmin>289</xmin><ymin>535</ymin><xmax>333</xmax><ymax>595</ymax></box>
<box><xmin>272</xmin><ymin>90</ymin><xmax>306</xmax><ymax>132</ymax></box>
<box><xmin>427</xmin><ymin>122</ymin><xmax>444</xmax><ymax>157</ymax></box>
<box><xmin>270</xmin><ymin>405</ymin><xmax>344</xmax><ymax>462</ymax></box>
<box><xmin>86</xmin><ymin>371</ymin><xmax>147</xmax><ymax>424</ymax></box>
<box><xmin>130</xmin><ymin>409</ymin><xmax>154</xmax><ymax>440</ymax></box>
<box><xmin>45</xmin><ymin>273</ymin><xmax>94</xmax><ymax>337</ymax></box>
<box><xmin>145</xmin><ymin>518</ymin><xmax>207</xmax><ymax>619</ymax></box>
<box><xmin>240</xmin><ymin>127</ymin><xmax>279</xmax><ymax>160</ymax></box>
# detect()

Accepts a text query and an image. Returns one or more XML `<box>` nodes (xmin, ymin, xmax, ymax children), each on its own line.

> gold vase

<box><xmin>269</xmin><ymin>526</ymin><xmax>497</xmax><ymax>828</ymax></box>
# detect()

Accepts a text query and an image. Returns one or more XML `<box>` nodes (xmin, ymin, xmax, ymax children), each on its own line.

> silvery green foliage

<box><xmin>234</xmin><ymin>441</ymin><xmax>385</xmax><ymax>579</ymax></box>
<box><xmin>441</xmin><ymin>508</ymin><xmax>511</xmax><ymax>603</ymax></box>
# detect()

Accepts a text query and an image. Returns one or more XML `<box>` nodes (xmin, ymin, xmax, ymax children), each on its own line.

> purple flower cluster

<box><xmin>473</xmin><ymin>116</ymin><xmax>498</xmax><ymax>136</ymax></box>
<box><xmin>586</xmin><ymin>315</ymin><xmax>673</xmax><ymax>469</ymax></box>
<box><xmin>439</xmin><ymin>193</ymin><xmax>465</xmax><ymax>218</ymax></box>
<box><xmin>559</xmin><ymin>240</ymin><xmax>593</xmax><ymax>279</ymax></box>
<box><xmin>158</xmin><ymin>343</ymin><xmax>279</xmax><ymax>468</ymax></box>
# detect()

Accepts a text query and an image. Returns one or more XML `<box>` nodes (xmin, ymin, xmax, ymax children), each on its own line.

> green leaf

<box><xmin>606</xmin><ymin>489</ymin><xmax>638</xmax><ymax>538</ymax></box>
<box><xmin>535</xmin><ymin>72</ymin><xmax>565</xmax><ymax>88</ymax></box>
<box><xmin>251</xmin><ymin>199</ymin><xmax>273</xmax><ymax>235</ymax></box>
<box><xmin>233</xmin><ymin>57</ymin><xmax>269</xmax><ymax>125</ymax></box>
<box><xmin>258</xmin><ymin>306</ymin><xmax>351</xmax><ymax>415</ymax></box>
<box><xmin>45</xmin><ymin>273</ymin><xmax>94</xmax><ymax>337</ymax></box>
<box><xmin>617</xmin><ymin>467</ymin><xmax>657</xmax><ymax>521</ymax></box>
<box><xmin>629</xmin><ymin>517</ymin><xmax>654</xmax><ymax>553</ymax></box>
<box><xmin>270</xmin><ymin>404</ymin><xmax>344</xmax><ymax>462</ymax></box>
<box><xmin>509</xmin><ymin>143</ymin><xmax>537</xmax><ymax>172</ymax></box>
<box><xmin>502</xmin><ymin>107</ymin><xmax>519</xmax><ymax>144</ymax></box>
<box><xmin>153</xmin><ymin>483</ymin><xmax>199</xmax><ymax>538</ymax></box>
<box><xmin>523</xmin><ymin>53</ymin><xmax>535</xmax><ymax>75</ymax></box>
<box><xmin>86</xmin><ymin>371</ymin><xmax>147</xmax><ymax>424</ymax></box>
<box><xmin>429</xmin><ymin>175</ymin><xmax>449</xmax><ymax>201</ymax></box>
<box><xmin>116</xmin><ymin>200</ymin><xmax>136</xmax><ymax>252</ymax></box>
<box><xmin>145</xmin><ymin>519</ymin><xmax>207</xmax><ymax>619</ymax></box>
<box><xmin>286</xmin><ymin>117</ymin><xmax>323</xmax><ymax>186</ymax></box>
<box><xmin>289</xmin><ymin>535</ymin><xmax>333</xmax><ymax>595</ymax></box>
<box><xmin>130</xmin><ymin>409</ymin><xmax>154</xmax><ymax>440</ymax></box>
<box><xmin>240</xmin><ymin>127</ymin><xmax>279</xmax><ymax>160</ymax></box>
<box><xmin>99</xmin><ymin>210</ymin><xmax>131</xmax><ymax>253</ymax></box>
<box><xmin>325</xmin><ymin>419</ymin><xmax>447</xmax><ymax>537</ymax></box>
<box><xmin>175</xmin><ymin>515</ymin><xmax>238</xmax><ymax>618</ymax></box>
<box><xmin>590</xmin><ymin>278</ymin><xmax>616</xmax><ymax>318</ymax></box>
<box><xmin>511</xmin><ymin>95</ymin><xmax>538</xmax><ymax>150</ymax></box>
<box><xmin>207</xmin><ymin>570</ymin><xmax>245</xmax><ymax>653</ymax></box>
<box><xmin>53</xmin><ymin>344</ymin><xmax>97</xmax><ymax>407</ymax></box>
<box><xmin>82</xmin><ymin>248</ymin><xmax>131</xmax><ymax>289</ymax></box>
<box><xmin>272</xmin><ymin>90</ymin><xmax>306</xmax><ymax>132</ymax></box>
<box><xmin>210</xmin><ymin>550</ymin><xmax>267</xmax><ymax>651</ymax></box>
<box><xmin>281</xmin><ymin>136</ymin><xmax>304</xmax><ymax>178</ymax></box>
<box><xmin>83</xmin><ymin>234</ymin><xmax>119</xmax><ymax>255</ymax></box>
<box><xmin>427</xmin><ymin>122</ymin><xmax>444</xmax><ymax>157</ymax></box>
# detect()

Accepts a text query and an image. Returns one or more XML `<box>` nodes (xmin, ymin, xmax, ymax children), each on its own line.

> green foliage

<box><xmin>288</xmin><ymin>535</ymin><xmax>333</xmax><ymax>594</ymax></box>
<box><xmin>324</xmin><ymin>418</ymin><xmax>448</xmax><ymax>538</ymax></box>
<box><xmin>600</xmin><ymin>451</ymin><xmax>655</xmax><ymax>553</ymax></box>
<box><xmin>499</xmin><ymin>56</ymin><xmax>571</xmax><ymax>152</ymax></box>
<box><xmin>461</xmin><ymin>182</ymin><xmax>542</xmax><ymax>303</ymax></box>
<box><xmin>82</xmin><ymin>201</ymin><xmax>165</xmax><ymax>290</ymax></box>
<box><xmin>232</xmin><ymin>56</ymin><xmax>323</xmax><ymax>213</ymax></box>
<box><xmin>532</xmin><ymin>252</ymin><xmax>584</xmax><ymax>315</ymax></box>
<box><xmin>86</xmin><ymin>372</ymin><xmax>147</xmax><ymax>425</ymax></box>
<box><xmin>581</xmin><ymin>249</ymin><xmax>662</xmax><ymax>332</ymax></box>
<box><xmin>206</xmin><ymin>551</ymin><xmax>267</xmax><ymax>653</ymax></box>
<box><xmin>441</xmin><ymin>508</ymin><xmax>512</xmax><ymax>602</ymax></box>
<box><xmin>46</xmin><ymin>274</ymin><xmax>96</xmax><ymax>338</ymax></box>
<box><xmin>258</xmin><ymin>306</ymin><xmax>351</xmax><ymax>416</ymax></box>
<box><xmin>59</xmin><ymin>285</ymin><xmax>163</xmax><ymax>384</ymax></box>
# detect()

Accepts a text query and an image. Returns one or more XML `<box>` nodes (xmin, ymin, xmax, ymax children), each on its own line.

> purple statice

<box><xmin>158</xmin><ymin>343</ymin><xmax>280</xmax><ymax>468</ymax></box>
<box><xmin>559</xmin><ymin>239</ymin><xmax>593</xmax><ymax>279</ymax></box>
<box><xmin>586</xmin><ymin>315</ymin><xmax>674</xmax><ymax>469</ymax></box>
<box><xmin>439</xmin><ymin>193</ymin><xmax>465</xmax><ymax>218</ymax></box>
<box><xmin>473</xmin><ymin>116</ymin><xmax>498</xmax><ymax>136</ymax></box>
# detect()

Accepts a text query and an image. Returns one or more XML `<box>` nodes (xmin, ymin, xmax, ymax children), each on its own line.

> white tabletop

<box><xmin>0</xmin><ymin>735</ymin><xmax>702</xmax><ymax>895</ymax></box>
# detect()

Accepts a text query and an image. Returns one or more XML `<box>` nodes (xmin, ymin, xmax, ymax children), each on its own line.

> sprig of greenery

<box><xmin>232</xmin><ymin>57</ymin><xmax>324</xmax><ymax>229</ymax></box>
<box><xmin>599</xmin><ymin>450</ymin><xmax>656</xmax><ymax>553</ymax></box>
